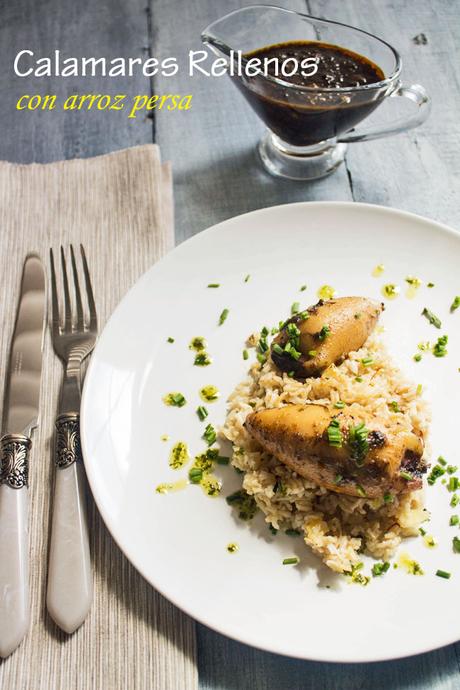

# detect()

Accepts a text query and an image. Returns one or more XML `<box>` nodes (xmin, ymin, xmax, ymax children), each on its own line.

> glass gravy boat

<box><xmin>202</xmin><ymin>5</ymin><xmax>431</xmax><ymax>180</ymax></box>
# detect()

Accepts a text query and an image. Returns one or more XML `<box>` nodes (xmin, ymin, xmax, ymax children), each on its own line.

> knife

<box><xmin>0</xmin><ymin>256</ymin><xmax>46</xmax><ymax>657</ymax></box>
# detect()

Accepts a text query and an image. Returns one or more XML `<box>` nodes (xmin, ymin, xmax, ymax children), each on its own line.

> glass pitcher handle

<box><xmin>338</xmin><ymin>82</ymin><xmax>431</xmax><ymax>144</ymax></box>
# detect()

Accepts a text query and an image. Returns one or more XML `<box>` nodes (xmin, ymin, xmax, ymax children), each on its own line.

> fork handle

<box><xmin>46</xmin><ymin>413</ymin><xmax>92</xmax><ymax>633</ymax></box>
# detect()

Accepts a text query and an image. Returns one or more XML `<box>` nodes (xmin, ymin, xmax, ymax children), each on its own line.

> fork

<box><xmin>47</xmin><ymin>245</ymin><xmax>97</xmax><ymax>633</ymax></box>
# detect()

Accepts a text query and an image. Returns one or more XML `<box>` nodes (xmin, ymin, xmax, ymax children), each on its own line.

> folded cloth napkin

<box><xmin>0</xmin><ymin>146</ymin><xmax>197</xmax><ymax>690</ymax></box>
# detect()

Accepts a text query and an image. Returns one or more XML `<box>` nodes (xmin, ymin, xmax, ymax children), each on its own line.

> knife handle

<box><xmin>46</xmin><ymin>413</ymin><xmax>92</xmax><ymax>634</ymax></box>
<box><xmin>0</xmin><ymin>434</ymin><xmax>30</xmax><ymax>658</ymax></box>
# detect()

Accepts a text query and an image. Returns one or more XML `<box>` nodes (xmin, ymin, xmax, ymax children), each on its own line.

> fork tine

<box><xmin>80</xmin><ymin>245</ymin><xmax>97</xmax><ymax>332</ymax></box>
<box><xmin>49</xmin><ymin>249</ymin><xmax>61</xmax><ymax>338</ymax></box>
<box><xmin>60</xmin><ymin>247</ymin><xmax>72</xmax><ymax>332</ymax></box>
<box><xmin>70</xmin><ymin>245</ymin><xmax>84</xmax><ymax>330</ymax></box>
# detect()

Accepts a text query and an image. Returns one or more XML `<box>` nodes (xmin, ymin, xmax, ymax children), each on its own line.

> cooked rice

<box><xmin>222</xmin><ymin>334</ymin><xmax>430</xmax><ymax>573</ymax></box>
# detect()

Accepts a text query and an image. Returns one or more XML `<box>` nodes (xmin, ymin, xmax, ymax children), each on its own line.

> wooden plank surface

<box><xmin>151</xmin><ymin>0</ymin><xmax>460</xmax><ymax>687</ymax></box>
<box><xmin>0</xmin><ymin>0</ymin><xmax>153</xmax><ymax>162</ymax></box>
<box><xmin>310</xmin><ymin>0</ymin><xmax>460</xmax><ymax>227</ymax></box>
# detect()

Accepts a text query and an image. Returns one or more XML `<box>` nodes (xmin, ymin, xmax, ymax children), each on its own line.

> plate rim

<box><xmin>81</xmin><ymin>201</ymin><xmax>460</xmax><ymax>663</ymax></box>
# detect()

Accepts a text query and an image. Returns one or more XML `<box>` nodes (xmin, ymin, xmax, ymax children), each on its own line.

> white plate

<box><xmin>82</xmin><ymin>202</ymin><xmax>460</xmax><ymax>663</ymax></box>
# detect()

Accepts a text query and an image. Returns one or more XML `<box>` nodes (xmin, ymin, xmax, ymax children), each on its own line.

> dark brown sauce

<box><xmin>234</xmin><ymin>41</ymin><xmax>386</xmax><ymax>147</ymax></box>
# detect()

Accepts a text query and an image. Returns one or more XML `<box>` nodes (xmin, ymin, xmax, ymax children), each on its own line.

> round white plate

<box><xmin>82</xmin><ymin>202</ymin><xmax>460</xmax><ymax>663</ymax></box>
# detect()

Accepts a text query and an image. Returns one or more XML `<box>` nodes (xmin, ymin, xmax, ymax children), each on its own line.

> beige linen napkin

<box><xmin>0</xmin><ymin>145</ymin><xmax>197</xmax><ymax>690</ymax></box>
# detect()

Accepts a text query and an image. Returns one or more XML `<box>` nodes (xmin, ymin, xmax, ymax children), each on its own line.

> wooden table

<box><xmin>1</xmin><ymin>0</ymin><xmax>460</xmax><ymax>687</ymax></box>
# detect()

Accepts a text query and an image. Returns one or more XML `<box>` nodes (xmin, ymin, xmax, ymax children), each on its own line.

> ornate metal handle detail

<box><xmin>0</xmin><ymin>434</ymin><xmax>31</xmax><ymax>489</ymax></box>
<box><xmin>55</xmin><ymin>413</ymin><xmax>82</xmax><ymax>469</ymax></box>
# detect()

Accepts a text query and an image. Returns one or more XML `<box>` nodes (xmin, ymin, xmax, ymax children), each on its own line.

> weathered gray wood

<box><xmin>0</xmin><ymin>0</ymin><xmax>153</xmax><ymax>163</ymax></box>
<box><xmin>198</xmin><ymin>627</ymin><xmax>460</xmax><ymax>690</ymax></box>
<box><xmin>309</xmin><ymin>0</ymin><xmax>460</xmax><ymax>228</ymax></box>
<box><xmin>151</xmin><ymin>0</ymin><xmax>353</xmax><ymax>245</ymax></box>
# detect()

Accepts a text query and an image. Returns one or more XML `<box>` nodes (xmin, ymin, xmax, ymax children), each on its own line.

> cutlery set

<box><xmin>0</xmin><ymin>246</ymin><xmax>97</xmax><ymax>658</ymax></box>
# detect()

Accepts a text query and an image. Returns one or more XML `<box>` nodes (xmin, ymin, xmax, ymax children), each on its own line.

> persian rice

<box><xmin>222</xmin><ymin>334</ymin><xmax>430</xmax><ymax>573</ymax></box>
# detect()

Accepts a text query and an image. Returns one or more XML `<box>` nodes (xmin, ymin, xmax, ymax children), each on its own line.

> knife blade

<box><xmin>0</xmin><ymin>255</ymin><xmax>46</xmax><ymax>658</ymax></box>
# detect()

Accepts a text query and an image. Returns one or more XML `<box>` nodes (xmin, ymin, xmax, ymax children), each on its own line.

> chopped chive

<box><xmin>453</xmin><ymin>536</ymin><xmax>460</xmax><ymax>553</ymax></box>
<box><xmin>287</xmin><ymin>371</ymin><xmax>295</xmax><ymax>378</ymax></box>
<box><xmin>383</xmin><ymin>492</ymin><xmax>394</xmax><ymax>503</ymax></box>
<box><xmin>268</xmin><ymin>524</ymin><xmax>278</xmax><ymax>535</ymax></box>
<box><xmin>334</xmin><ymin>401</ymin><xmax>346</xmax><ymax>409</ymax></box>
<box><xmin>327</xmin><ymin>419</ymin><xmax>343</xmax><ymax>448</ymax></box>
<box><xmin>447</xmin><ymin>465</ymin><xmax>458</xmax><ymax>475</ymax></box>
<box><xmin>196</xmin><ymin>406</ymin><xmax>208</xmax><ymax>421</ymax></box>
<box><xmin>372</xmin><ymin>561</ymin><xmax>390</xmax><ymax>577</ymax></box>
<box><xmin>282</xmin><ymin>557</ymin><xmax>299</xmax><ymax>565</ymax></box>
<box><xmin>416</xmin><ymin>383</ymin><xmax>423</xmax><ymax>396</ymax></box>
<box><xmin>257</xmin><ymin>352</ymin><xmax>267</xmax><ymax>364</ymax></box>
<box><xmin>438</xmin><ymin>456</ymin><xmax>447</xmax><ymax>466</ymax></box>
<box><xmin>244</xmin><ymin>274</ymin><xmax>250</xmax><ymax>283</ymax></box>
<box><xmin>285</xmin><ymin>529</ymin><xmax>301</xmax><ymax>537</ymax></box>
<box><xmin>189</xmin><ymin>467</ymin><xmax>203</xmax><ymax>483</ymax></box>
<box><xmin>242</xmin><ymin>349</ymin><xmax>249</xmax><ymax>360</ymax></box>
<box><xmin>258</xmin><ymin>338</ymin><xmax>269</xmax><ymax>353</ymax></box>
<box><xmin>284</xmin><ymin>342</ymin><xmax>301</xmax><ymax>360</ymax></box>
<box><xmin>216</xmin><ymin>456</ymin><xmax>230</xmax><ymax>465</ymax></box>
<box><xmin>427</xmin><ymin>464</ymin><xmax>446</xmax><ymax>485</ymax></box>
<box><xmin>334</xmin><ymin>474</ymin><xmax>343</xmax><ymax>485</ymax></box>
<box><xmin>167</xmin><ymin>337</ymin><xmax>175</xmax><ymax>343</ymax></box>
<box><xmin>163</xmin><ymin>392</ymin><xmax>186</xmax><ymax>407</ymax></box>
<box><xmin>218</xmin><ymin>308</ymin><xmax>229</xmax><ymax>325</ymax></box>
<box><xmin>272</xmin><ymin>343</ymin><xmax>284</xmax><ymax>356</ymax></box>
<box><xmin>361</xmin><ymin>357</ymin><xmax>374</xmax><ymax>367</ymax></box>
<box><xmin>203</xmin><ymin>423</ymin><xmax>217</xmax><ymax>446</ymax></box>
<box><xmin>448</xmin><ymin>477</ymin><xmax>459</xmax><ymax>492</ymax></box>
<box><xmin>400</xmin><ymin>471</ymin><xmax>413</xmax><ymax>481</ymax></box>
<box><xmin>450</xmin><ymin>515</ymin><xmax>459</xmax><ymax>526</ymax></box>
<box><xmin>348</xmin><ymin>422</ymin><xmax>369</xmax><ymax>466</ymax></box>
<box><xmin>208</xmin><ymin>283</ymin><xmax>220</xmax><ymax>288</ymax></box>
<box><xmin>300</xmin><ymin>284</ymin><xmax>307</xmax><ymax>291</ymax></box>
<box><xmin>419</xmin><ymin>527</ymin><xmax>427</xmax><ymax>536</ymax></box>
<box><xmin>432</xmin><ymin>334</ymin><xmax>448</xmax><ymax>357</ymax></box>
<box><xmin>422</xmin><ymin>307</ymin><xmax>441</xmax><ymax>329</ymax></box>
<box><xmin>194</xmin><ymin>352</ymin><xmax>212</xmax><ymax>366</ymax></box>
<box><xmin>427</xmin><ymin>282</ymin><xmax>435</xmax><ymax>288</ymax></box>
<box><xmin>291</xmin><ymin>301</ymin><xmax>300</xmax><ymax>315</ymax></box>
<box><xmin>435</xmin><ymin>569</ymin><xmax>451</xmax><ymax>579</ymax></box>
<box><xmin>318</xmin><ymin>325</ymin><xmax>331</xmax><ymax>341</ymax></box>
<box><xmin>450</xmin><ymin>494</ymin><xmax>459</xmax><ymax>507</ymax></box>
<box><xmin>413</xmin><ymin>353</ymin><xmax>422</xmax><ymax>362</ymax></box>
<box><xmin>356</xmin><ymin>484</ymin><xmax>366</xmax><ymax>497</ymax></box>
<box><xmin>355</xmin><ymin>376</ymin><xmax>363</xmax><ymax>382</ymax></box>
<box><xmin>389</xmin><ymin>401</ymin><xmax>400</xmax><ymax>413</ymax></box>
<box><xmin>450</xmin><ymin>296</ymin><xmax>460</xmax><ymax>312</ymax></box>
<box><xmin>308</xmin><ymin>350</ymin><xmax>317</xmax><ymax>357</ymax></box>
